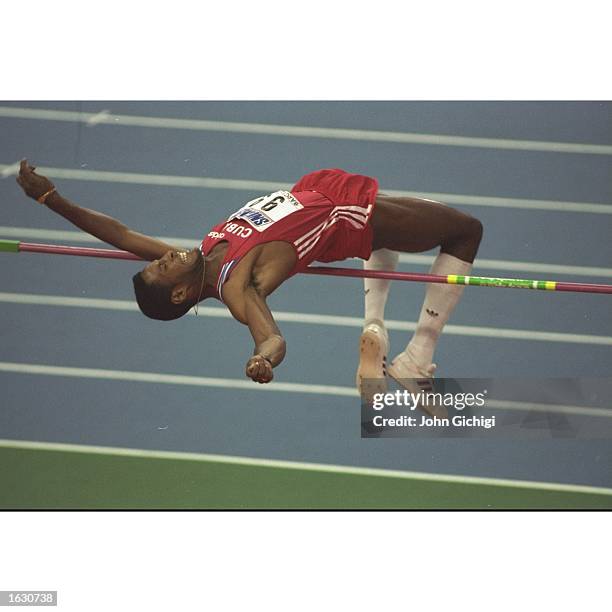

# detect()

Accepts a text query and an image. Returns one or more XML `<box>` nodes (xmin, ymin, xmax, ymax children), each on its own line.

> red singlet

<box><xmin>200</xmin><ymin>168</ymin><xmax>379</xmax><ymax>302</ymax></box>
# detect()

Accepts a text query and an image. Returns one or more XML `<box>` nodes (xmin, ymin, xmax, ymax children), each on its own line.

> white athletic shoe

<box><xmin>356</xmin><ymin>322</ymin><xmax>389</xmax><ymax>404</ymax></box>
<box><xmin>387</xmin><ymin>349</ymin><xmax>448</xmax><ymax>418</ymax></box>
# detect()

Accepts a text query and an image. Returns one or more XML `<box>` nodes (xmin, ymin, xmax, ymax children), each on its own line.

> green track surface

<box><xmin>1</xmin><ymin>447</ymin><xmax>611</xmax><ymax>509</ymax></box>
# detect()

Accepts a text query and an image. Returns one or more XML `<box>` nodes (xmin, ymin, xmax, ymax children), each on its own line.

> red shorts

<box><xmin>289</xmin><ymin>168</ymin><xmax>379</xmax><ymax>271</ymax></box>
<box><xmin>292</xmin><ymin>168</ymin><xmax>379</xmax><ymax>209</ymax></box>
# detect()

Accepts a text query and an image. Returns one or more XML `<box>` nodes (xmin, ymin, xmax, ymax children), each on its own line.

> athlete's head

<box><xmin>132</xmin><ymin>248</ymin><xmax>205</xmax><ymax>321</ymax></box>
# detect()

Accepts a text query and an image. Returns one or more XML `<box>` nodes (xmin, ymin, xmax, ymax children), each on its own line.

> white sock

<box><xmin>406</xmin><ymin>252</ymin><xmax>472</xmax><ymax>368</ymax></box>
<box><xmin>364</xmin><ymin>248</ymin><xmax>399</xmax><ymax>329</ymax></box>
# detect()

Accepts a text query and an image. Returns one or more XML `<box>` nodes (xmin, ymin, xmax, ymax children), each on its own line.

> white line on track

<box><xmin>0</xmin><ymin>226</ymin><xmax>193</xmax><ymax>250</ymax></box>
<box><xmin>1</xmin><ymin>163</ymin><xmax>611</xmax><ymax>215</ymax></box>
<box><xmin>0</xmin><ymin>361</ymin><xmax>357</xmax><ymax>397</ymax></box>
<box><xmin>411</xmin><ymin>191</ymin><xmax>612</xmax><ymax>215</ymax></box>
<box><xmin>399</xmin><ymin>253</ymin><xmax>612</xmax><ymax>279</ymax></box>
<box><xmin>1</xmin><ymin>105</ymin><xmax>612</xmax><ymax>156</ymax></box>
<box><xmin>0</xmin><ymin>361</ymin><xmax>356</xmax><ymax>397</ymax></box>
<box><xmin>0</xmin><ymin>361</ymin><xmax>610</xmax><ymax>421</ymax></box>
<box><xmin>1</xmin><ymin>291</ymin><xmax>611</xmax><ymax>346</ymax></box>
<box><xmin>86</xmin><ymin>110</ymin><xmax>111</xmax><ymax>126</ymax></box>
<box><xmin>0</xmin><ymin>160</ymin><xmax>20</xmax><ymax>178</ymax></box>
<box><xmin>3</xmin><ymin>225</ymin><xmax>612</xmax><ymax>279</ymax></box>
<box><xmin>486</xmin><ymin>399</ymin><xmax>612</xmax><ymax>419</ymax></box>
<box><xmin>1</xmin><ymin>437</ymin><xmax>611</xmax><ymax>496</ymax></box>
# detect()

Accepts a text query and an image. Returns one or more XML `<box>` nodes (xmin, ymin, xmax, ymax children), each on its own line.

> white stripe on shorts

<box><xmin>293</xmin><ymin>204</ymin><xmax>369</xmax><ymax>248</ymax></box>
<box><xmin>296</xmin><ymin>208</ymin><xmax>368</xmax><ymax>250</ymax></box>
<box><xmin>296</xmin><ymin>213</ymin><xmax>356</xmax><ymax>255</ymax></box>
<box><xmin>297</xmin><ymin>212</ymin><xmax>367</xmax><ymax>259</ymax></box>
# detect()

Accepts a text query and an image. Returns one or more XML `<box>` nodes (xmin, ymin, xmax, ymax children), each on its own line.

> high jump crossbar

<box><xmin>2</xmin><ymin>239</ymin><xmax>612</xmax><ymax>294</ymax></box>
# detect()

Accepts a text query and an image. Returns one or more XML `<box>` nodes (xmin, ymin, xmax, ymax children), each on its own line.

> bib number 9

<box><xmin>251</xmin><ymin>194</ymin><xmax>285</xmax><ymax>212</ymax></box>
<box><xmin>228</xmin><ymin>190</ymin><xmax>304</xmax><ymax>232</ymax></box>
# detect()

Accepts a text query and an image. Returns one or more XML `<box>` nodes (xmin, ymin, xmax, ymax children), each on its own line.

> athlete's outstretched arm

<box><xmin>244</xmin><ymin>286</ymin><xmax>286</xmax><ymax>383</ymax></box>
<box><xmin>233</xmin><ymin>285</ymin><xmax>286</xmax><ymax>384</ymax></box>
<box><xmin>16</xmin><ymin>159</ymin><xmax>176</xmax><ymax>261</ymax></box>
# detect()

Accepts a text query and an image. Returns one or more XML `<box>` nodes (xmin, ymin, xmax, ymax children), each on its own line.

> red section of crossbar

<box><xmin>20</xmin><ymin>242</ymin><xmax>142</xmax><ymax>260</ymax></box>
<box><xmin>302</xmin><ymin>265</ymin><xmax>451</xmax><ymax>284</ymax></box>
<box><xmin>554</xmin><ymin>282</ymin><xmax>612</xmax><ymax>294</ymax></box>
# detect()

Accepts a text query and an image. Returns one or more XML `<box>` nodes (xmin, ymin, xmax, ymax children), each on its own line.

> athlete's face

<box><xmin>141</xmin><ymin>248</ymin><xmax>201</xmax><ymax>287</ymax></box>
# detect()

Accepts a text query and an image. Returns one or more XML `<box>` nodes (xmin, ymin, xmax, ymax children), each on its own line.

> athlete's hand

<box><xmin>246</xmin><ymin>355</ymin><xmax>274</xmax><ymax>384</ymax></box>
<box><xmin>16</xmin><ymin>159</ymin><xmax>55</xmax><ymax>200</ymax></box>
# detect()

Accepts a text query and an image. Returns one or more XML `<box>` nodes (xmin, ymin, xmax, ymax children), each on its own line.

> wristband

<box><xmin>37</xmin><ymin>187</ymin><xmax>57</xmax><ymax>205</ymax></box>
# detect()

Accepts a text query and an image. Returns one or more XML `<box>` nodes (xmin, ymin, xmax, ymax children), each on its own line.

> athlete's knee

<box><xmin>465</xmin><ymin>215</ymin><xmax>483</xmax><ymax>245</ymax></box>
<box><xmin>449</xmin><ymin>211</ymin><xmax>483</xmax><ymax>245</ymax></box>
<box><xmin>441</xmin><ymin>213</ymin><xmax>483</xmax><ymax>262</ymax></box>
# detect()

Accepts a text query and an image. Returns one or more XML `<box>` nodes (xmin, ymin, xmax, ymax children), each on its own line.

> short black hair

<box><xmin>132</xmin><ymin>272</ymin><xmax>191</xmax><ymax>321</ymax></box>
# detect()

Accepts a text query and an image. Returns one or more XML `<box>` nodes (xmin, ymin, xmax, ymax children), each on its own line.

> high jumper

<box><xmin>16</xmin><ymin>160</ymin><xmax>483</xmax><ymax>399</ymax></box>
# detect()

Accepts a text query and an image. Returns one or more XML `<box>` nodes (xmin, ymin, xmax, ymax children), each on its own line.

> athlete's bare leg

<box><xmin>356</xmin><ymin>195</ymin><xmax>483</xmax><ymax>414</ymax></box>
<box><xmin>370</xmin><ymin>195</ymin><xmax>483</xmax><ymax>261</ymax></box>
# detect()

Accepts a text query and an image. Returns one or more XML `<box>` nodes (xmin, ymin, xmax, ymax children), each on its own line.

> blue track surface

<box><xmin>1</xmin><ymin>101</ymin><xmax>611</xmax><ymax>489</ymax></box>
